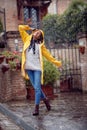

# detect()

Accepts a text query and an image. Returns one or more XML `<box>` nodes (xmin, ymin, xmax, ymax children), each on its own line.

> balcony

<box><xmin>17</xmin><ymin>0</ymin><xmax>52</xmax><ymax>20</ymax></box>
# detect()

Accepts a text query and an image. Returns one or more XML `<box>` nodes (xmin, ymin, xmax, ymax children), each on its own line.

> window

<box><xmin>23</xmin><ymin>7</ymin><xmax>39</xmax><ymax>28</ymax></box>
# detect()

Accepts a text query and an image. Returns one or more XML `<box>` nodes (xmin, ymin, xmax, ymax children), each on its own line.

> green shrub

<box><xmin>25</xmin><ymin>58</ymin><xmax>61</xmax><ymax>87</ymax></box>
<box><xmin>42</xmin><ymin>0</ymin><xmax>87</xmax><ymax>44</ymax></box>
<box><xmin>43</xmin><ymin>58</ymin><xmax>60</xmax><ymax>85</ymax></box>
<box><xmin>42</xmin><ymin>14</ymin><xmax>58</xmax><ymax>44</ymax></box>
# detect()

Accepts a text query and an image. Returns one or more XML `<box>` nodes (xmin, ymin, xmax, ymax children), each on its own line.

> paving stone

<box><xmin>0</xmin><ymin>113</ymin><xmax>23</xmax><ymax>130</ymax></box>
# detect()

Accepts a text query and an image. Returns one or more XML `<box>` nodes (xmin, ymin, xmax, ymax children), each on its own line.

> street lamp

<box><xmin>14</xmin><ymin>39</ymin><xmax>19</xmax><ymax>51</ymax></box>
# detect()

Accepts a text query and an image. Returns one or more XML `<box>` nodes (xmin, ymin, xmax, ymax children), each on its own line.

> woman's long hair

<box><xmin>38</xmin><ymin>31</ymin><xmax>43</xmax><ymax>43</ymax></box>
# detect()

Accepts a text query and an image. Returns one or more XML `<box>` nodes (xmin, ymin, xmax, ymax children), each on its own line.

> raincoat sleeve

<box><xmin>18</xmin><ymin>25</ymin><xmax>32</xmax><ymax>44</ymax></box>
<box><xmin>42</xmin><ymin>44</ymin><xmax>62</xmax><ymax>67</ymax></box>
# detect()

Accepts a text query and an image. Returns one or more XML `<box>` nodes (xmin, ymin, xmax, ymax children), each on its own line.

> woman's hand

<box><xmin>18</xmin><ymin>20</ymin><xmax>24</xmax><ymax>25</ymax></box>
<box><xmin>25</xmin><ymin>18</ymin><xmax>32</xmax><ymax>26</ymax></box>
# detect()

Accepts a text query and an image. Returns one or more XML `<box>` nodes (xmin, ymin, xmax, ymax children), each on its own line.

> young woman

<box><xmin>19</xmin><ymin>22</ymin><xmax>62</xmax><ymax>116</ymax></box>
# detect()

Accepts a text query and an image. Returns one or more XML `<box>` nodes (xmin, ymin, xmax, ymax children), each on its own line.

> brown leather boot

<box><xmin>43</xmin><ymin>98</ymin><xmax>51</xmax><ymax>111</ymax></box>
<box><xmin>33</xmin><ymin>105</ymin><xmax>39</xmax><ymax>116</ymax></box>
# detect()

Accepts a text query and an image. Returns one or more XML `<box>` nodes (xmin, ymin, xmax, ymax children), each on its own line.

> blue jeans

<box><xmin>26</xmin><ymin>70</ymin><xmax>46</xmax><ymax>105</ymax></box>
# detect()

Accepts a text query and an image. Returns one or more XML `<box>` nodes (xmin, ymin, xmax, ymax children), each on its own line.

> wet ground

<box><xmin>2</xmin><ymin>92</ymin><xmax>87</xmax><ymax>130</ymax></box>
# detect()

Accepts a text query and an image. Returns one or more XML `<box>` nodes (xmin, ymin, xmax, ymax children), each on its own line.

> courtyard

<box><xmin>0</xmin><ymin>92</ymin><xmax>87</xmax><ymax>130</ymax></box>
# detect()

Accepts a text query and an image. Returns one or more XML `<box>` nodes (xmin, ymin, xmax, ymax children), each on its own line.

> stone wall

<box><xmin>79</xmin><ymin>35</ymin><xmax>87</xmax><ymax>92</ymax></box>
<box><xmin>81</xmin><ymin>48</ymin><xmax>87</xmax><ymax>92</ymax></box>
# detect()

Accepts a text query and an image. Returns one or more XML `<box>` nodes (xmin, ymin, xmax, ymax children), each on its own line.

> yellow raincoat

<box><xmin>19</xmin><ymin>25</ymin><xmax>62</xmax><ymax>84</ymax></box>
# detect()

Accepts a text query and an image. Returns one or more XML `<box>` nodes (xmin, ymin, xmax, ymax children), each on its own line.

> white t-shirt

<box><xmin>25</xmin><ymin>43</ymin><xmax>41</xmax><ymax>71</ymax></box>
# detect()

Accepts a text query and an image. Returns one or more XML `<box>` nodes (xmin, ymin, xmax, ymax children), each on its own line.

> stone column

<box><xmin>78</xmin><ymin>33</ymin><xmax>87</xmax><ymax>92</ymax></box>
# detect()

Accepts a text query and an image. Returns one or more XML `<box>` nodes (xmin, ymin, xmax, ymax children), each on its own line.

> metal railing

<box><xmin>49</xmin><ymin>44</ymin><xmax>82</xmax><ymax>92</ymax></box>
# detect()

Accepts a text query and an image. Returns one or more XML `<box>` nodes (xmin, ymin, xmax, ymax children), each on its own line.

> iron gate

<box><xmin>49</xmin><ymin>44</ymin><xmax>82</xmax><ymax>92</ymax></box>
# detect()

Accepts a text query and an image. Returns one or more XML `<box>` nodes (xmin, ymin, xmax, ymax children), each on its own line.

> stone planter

<box><xmin>26</xmin><ymin>87</ymin><xmax>35</xmax><ymax>100</ymax></box>
<box><xmin>42</xmin><ymin>85</ymin><xmax>54</xmax><ymax>99</ymax></box>
<box><xmin>26</xmin><ymin>85</ymin><xmax>55</xmax><ymax>100</ymax></box>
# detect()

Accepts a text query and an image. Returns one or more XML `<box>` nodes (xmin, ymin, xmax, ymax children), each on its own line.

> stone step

<box><xmin>0</xmin><ymin>103</ymin><xmax>35</xmax><ymax>130</ymax></box>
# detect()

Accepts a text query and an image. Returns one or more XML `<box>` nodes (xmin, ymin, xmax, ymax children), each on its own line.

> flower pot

<box><xmin>79</xmin><ymin>46</ymin><xmax>85</xmax><ymax>54</ymax></box>
<box><xmin>0</xmin><ymin>56</ymin><xmax>4</xmax><ymax>64</ymax></box>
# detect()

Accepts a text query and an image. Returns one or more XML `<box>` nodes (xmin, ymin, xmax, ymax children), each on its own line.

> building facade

<box><xmin>0</xmin><ymin>0</ymin><xmax>52</xmax><ymax>102</ymax></box>
<box><xmin>48</xmin><ymin>0</ymin><xmax>87</xmax><ymax>15</ymax></box>
<box><xmin>0</xmin><ymin>0</ymin><xmax>87</xmax><ymax>102</ymax></box>
<box><xmin>0</xmin><ymin>0</ymin><xmax>51</xmax><ymax>51</ymax></box>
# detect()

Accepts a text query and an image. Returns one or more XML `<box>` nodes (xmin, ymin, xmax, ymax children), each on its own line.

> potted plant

<box><xmin>26</xmin><ymin>58</ymin><xmax>61</xmax><ymax>100</ymax></box>
<box><xmin>8</xmin><ymin>54</ymin><xmax>21</xmax><ymax>71</ymax></box>
<box><xmin>43</xmin><ymin>58</ymin><xmax>60</xmax><ymax>85</ymax></box>
<box><xmin>42</xmin><ymin>58</ymin><xmax>61</xmax><ymax>98</ymax></box>
<box><xmin>1</xmin><ymin>51</ymin><xmax>15</xmax><ymax>63</ymax></box>
<box><xmin>8</xmin><ymin>60</ymin><xmax>17</xmax><ymax>71</ymax></box>
<box><xmin>1</xmin><ymin>50</ymin><xmax>21</xmax><ymax>70</ymax></box>
<box><xmin>0</xmin><ymin>51</ymin><xmax>21</xmax><ymax>71</ymax></box>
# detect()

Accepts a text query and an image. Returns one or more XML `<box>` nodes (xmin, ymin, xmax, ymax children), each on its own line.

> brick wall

<box><xmin>0</xmin><ymin>0</ymin><xmax>18</xmax><ymax>31</ymax></box>
<box><xmin>0</xmin><ymin>69</ymin><xmax>12</xmax><ymax>102</ymax></box>
<box><xmin>7</xmin><ymin>34</ymin><xmax>23</xmax><ymax>52</ymax></box>
<box><xmin>0</xmin><ymin>66</ymin><xmax>27</xmax><ymax>102</ymax></box>
<box><xmin>10</xmin><ymin>70</ymin><xmax>27</xmax><ymax>100</ymax></box>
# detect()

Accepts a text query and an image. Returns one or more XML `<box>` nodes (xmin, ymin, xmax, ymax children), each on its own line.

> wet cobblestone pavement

<box><xmin>2</xmin><ymin>92</ymin><xmax>87</xmax><ymax>130</ymax></box>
